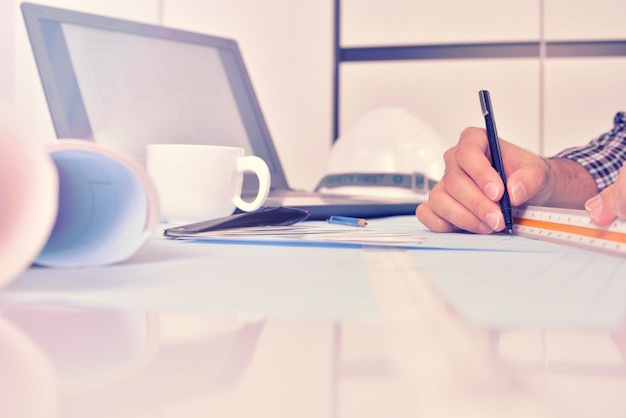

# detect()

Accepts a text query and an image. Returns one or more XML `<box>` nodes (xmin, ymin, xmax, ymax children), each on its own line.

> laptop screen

<box><xmin>21</xmin><ymin>2</ymin><xmax>289</xmax><ymax>190</ymax></box>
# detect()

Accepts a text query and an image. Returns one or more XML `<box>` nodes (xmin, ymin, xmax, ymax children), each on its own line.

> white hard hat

<box><xmin>316</xmin><ymin>106</ymin><xmax>447</xmax><ymax>198</ymax></box>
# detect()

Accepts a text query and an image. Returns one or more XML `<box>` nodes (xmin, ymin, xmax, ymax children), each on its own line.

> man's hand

<box><xmin>585</xmin><ymin>167</ymin><xmax>626</xmax><ymax>226</ymax></box>
<box><xmin>416</xmin><ymin>127</ymin><xmax>598</xmax><ymax>234</ymax></box>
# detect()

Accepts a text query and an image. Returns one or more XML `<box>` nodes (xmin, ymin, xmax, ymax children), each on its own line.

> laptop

<box><xmin>21</xmin><ymin>2</ymin><xmax>430</xmax><ymax>220</ymax></box>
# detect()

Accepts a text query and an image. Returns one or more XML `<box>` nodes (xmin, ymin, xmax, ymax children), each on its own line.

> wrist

<box><xmin>541</xmin><ymin>157</ymin><xmax>598</xmax><ymax>208</ymax></box>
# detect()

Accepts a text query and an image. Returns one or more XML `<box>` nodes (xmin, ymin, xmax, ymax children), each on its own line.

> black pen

<box><xmin>479</xmin><ymin>90</ymin><xmax>513</xmax><ymax>235</ymax></box>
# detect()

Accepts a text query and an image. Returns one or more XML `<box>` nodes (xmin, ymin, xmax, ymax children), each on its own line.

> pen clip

<box><xmin>479</xmin><ymin>90</ymin><xmax>489</xmax><ymax>117</ymax></box>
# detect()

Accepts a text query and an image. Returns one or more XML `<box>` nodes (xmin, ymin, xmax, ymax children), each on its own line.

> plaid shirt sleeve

<box><xmin>553</xmin><ymin>112</ymin><xmax>626</xmax><ymax>191</ymax></box>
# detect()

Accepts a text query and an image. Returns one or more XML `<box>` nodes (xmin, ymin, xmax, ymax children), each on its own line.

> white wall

<box><xmin>339</xmin><ymin>0</ymin><xmax>541</xmax><ymax>156</ymax></box>
<box><xmin>339</xmin><ymin>0</ymin><xmax>626</xmax><ymax>159</ymax></box>
<box><xmin>5</xmin><ymin>0</ymin><xmax>626</xmax><ymax>192</ymax></box>
<box><xmin>543</xmin><ymin>0</ymin><xmax>626</xmax><ymax>156</ymax></box>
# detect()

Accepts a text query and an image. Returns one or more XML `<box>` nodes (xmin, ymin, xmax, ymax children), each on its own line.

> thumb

<box><xmin>506</xmin><ymin>160</ymin><xmax>552</xmax><ymax>206</ymax></box>
<box><xmin>585</xmin><ymin>169</ymin><xmax>626</xmax><ymax>225</ymax></box>
<box><xmin>585</xmin><ymin>186</ymin><xmax>616</xmax><ymax>226</ymax></box>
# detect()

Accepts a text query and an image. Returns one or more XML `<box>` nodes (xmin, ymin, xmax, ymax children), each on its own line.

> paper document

<box><xmin>167</xmin><ymin>215</ymin><xmax>580</xmax><ymax>253</ymax></box>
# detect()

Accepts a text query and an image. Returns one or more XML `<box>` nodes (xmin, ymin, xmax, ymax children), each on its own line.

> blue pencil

<box><xmin>328</xmin><ymin>215</ymin><xmax>368</xmax><ymax>227</ymax></box>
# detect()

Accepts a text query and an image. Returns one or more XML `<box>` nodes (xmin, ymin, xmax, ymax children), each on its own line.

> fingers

<box><xmin>416</xmin><ymin>127</ymin><xmax>553</xmax><ymax>235</ymax></box>
<box><xmin>505</xmin><ymin>155</ymin><xmax>551</xmax><ymax>206</ymax></box>
<box><xmin>586</xmin><ymin>187</ymin><xmax>616</xmax><ymax>226</ymax></box>
<box><xmin>423</xmin><ymin>128</ymin><xmax>507</xmax><ymax>234</ymax></box>
<box><xmin>416</xmin><ymin>179</ymin><xmax>502</xmax><ymax>234</ymax></box>
<box><xmin>415</xmin><ymin>192</ymin><xmax>459</xmax><ymax>233</ymax></box>
<box><xmin>585</xmin><ymin>168</ymin><xmax>626</xmax><ymax>225</ymax></box>
<box><xmin>454</xmin><ymin>127</ymin><xmax>506</xmax><ymax>200</ymax></box>
<box><xmin>438</xmin><ymin>166</ymin><xmax>505</xmax><ymax>234</ymax></box>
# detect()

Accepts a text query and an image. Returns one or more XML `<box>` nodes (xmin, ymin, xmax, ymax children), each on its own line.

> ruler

<box><xmin>512</xmin><ymin>205</ymin><xmax>626</xmax><ymax>257</ymax></box>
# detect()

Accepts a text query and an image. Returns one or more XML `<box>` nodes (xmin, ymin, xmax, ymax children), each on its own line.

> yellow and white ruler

<box><xmin>512</xmin><ymin>205</ymin><xmax>626</xmax><ymax>257</ymax></box>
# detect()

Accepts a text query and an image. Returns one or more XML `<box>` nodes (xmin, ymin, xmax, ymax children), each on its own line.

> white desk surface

<box><xmin>2</xmin><ymin>215</ymin><xmax>626</xmax><ymax>418</ymax></box>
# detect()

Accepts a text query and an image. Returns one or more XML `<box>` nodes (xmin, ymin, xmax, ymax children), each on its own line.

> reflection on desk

<box><xmin>3</xmin><ymin>216</ymin><xmax>626</xmax><ymax>417</ymax></box>
<box><xmin>1</xmin><ymin>300</ymin><xmax>626</xmax><ymax>418</ymax></box>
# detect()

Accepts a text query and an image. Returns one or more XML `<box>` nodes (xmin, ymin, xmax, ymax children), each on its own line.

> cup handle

<box><xmin>233</xmin><ymin>156</ymin><xmax>271</xmax><ymax>212</ymax></box>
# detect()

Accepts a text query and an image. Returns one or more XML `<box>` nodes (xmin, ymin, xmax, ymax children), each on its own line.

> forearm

<box><xmin>537</xmin><ymin>157</ymin><xmax>598</xmax><ymax>209</ymax></box>
<box><xmin>552</xmin><ymin>112</ymin><xmax>626</xmax><ymax>193</ymax></box>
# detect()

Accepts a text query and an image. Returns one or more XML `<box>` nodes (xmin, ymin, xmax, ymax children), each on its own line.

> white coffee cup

<box><xmin>146</xmin><ymin>144</ymin><xmax>271</xmax><ymax>224</ymax></box>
